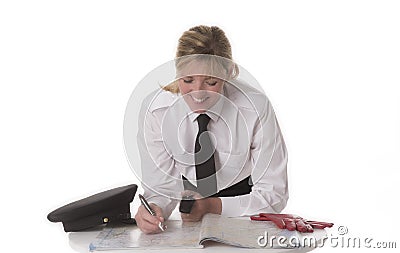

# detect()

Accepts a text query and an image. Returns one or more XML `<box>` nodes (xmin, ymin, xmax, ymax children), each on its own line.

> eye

<box><xmin>183</xmin><ymin>79</ymin><xmax>193</xmax><ymax>83</ymax></box>
<box><xmin>206</xmin><ymin>81</ymin><xmax>217</xmax><ymax>86</ymax></box>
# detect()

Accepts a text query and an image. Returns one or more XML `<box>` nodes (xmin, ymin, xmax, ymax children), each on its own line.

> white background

<box><xmin>1</xmin><ymin>1</ymin><xmax>399</xmax><ymax>252</ymax></box>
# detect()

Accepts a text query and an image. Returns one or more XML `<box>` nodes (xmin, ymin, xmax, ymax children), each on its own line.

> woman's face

<box><xmin>178</xmin><ymin>75</ymin><xmax>224</xmax><ymax>113</ymax></box>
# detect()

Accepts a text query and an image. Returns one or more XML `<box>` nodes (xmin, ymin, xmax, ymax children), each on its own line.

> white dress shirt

<box><xmin>137</xmin><ymin>79</ymin><xmax>288</xmax><ymax>219</ymax></box>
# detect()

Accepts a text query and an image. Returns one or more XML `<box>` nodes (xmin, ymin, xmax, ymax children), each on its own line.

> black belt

<box><xmin>182</xmin><ymin>175</ymin><xmax>253</xmax><ymax>197</ymax></box>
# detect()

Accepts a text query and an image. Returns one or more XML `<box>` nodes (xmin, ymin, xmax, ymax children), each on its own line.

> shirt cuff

<box><xmin>220</xmin><ymin>196</ymin><xmax>242</xmax><ymax>217</ymax></box>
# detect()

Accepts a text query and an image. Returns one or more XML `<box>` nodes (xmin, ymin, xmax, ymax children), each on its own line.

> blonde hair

<box><xmin>163</xmin><ymin>25</ymin><xmax>239</xmax><ymax>93</ymax></box>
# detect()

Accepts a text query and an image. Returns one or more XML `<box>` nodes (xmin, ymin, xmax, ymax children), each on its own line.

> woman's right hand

<box><xmin>134</xmin><ymin>203</ymin><xmax>165</xmax><ymax>234</ymax></box>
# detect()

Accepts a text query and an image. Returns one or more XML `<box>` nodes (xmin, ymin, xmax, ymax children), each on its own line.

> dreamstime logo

<box><xmin>257</xmin><ymin>226</ymin><xmax>397</xmax><ymax>249</ymax></box>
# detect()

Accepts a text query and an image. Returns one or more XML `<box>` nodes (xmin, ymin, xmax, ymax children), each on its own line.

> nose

<box><xmin>192</xmin><ymin>79</ymin><xmax>204</xmax><ymax>91</ymax></box>
<box><xmin>190</xmin><ymin>79</ymin><xmax>206</xmax><ymax>92</ymax></box>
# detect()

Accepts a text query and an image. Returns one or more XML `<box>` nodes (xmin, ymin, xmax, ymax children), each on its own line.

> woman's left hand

<box><xmin>180</xmin><ymin>190</ymin><xmax>222</xmax><ymax>222</ymax></box>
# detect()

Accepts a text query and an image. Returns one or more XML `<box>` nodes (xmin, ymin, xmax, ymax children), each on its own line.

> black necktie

<box><xmin>195</xmin><ymin>114</ymin><xmax>217</xmax><ymax>197</ymax></box>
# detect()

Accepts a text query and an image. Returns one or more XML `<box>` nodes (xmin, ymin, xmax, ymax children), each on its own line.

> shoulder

<box><xmin>141</xmin><ymin>88</ymin><xmax>178</xmax><ymax>113</ymax></box>
<box><xmin>225</xmin><ymin>79</ymin><xmax>270</xmax><ymax>114</ymax></box>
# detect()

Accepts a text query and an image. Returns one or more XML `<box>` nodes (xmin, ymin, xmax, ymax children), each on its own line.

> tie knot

<box><xmin>197</xmin><ymin>114</ymin><xmax>211</xmax><ymax>132</ymax></box>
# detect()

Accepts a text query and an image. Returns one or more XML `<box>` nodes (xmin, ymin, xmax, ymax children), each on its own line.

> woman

<box><xmin>134</xmin><ymin>25</ymin><xmax>288</xmax><ymax>234</ymax></box>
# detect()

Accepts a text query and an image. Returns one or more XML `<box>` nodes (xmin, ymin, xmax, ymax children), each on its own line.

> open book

<box><xmin>89</xmin><ymin>213</ymin><xmax>323</xmax><ymax>251</ymax></box>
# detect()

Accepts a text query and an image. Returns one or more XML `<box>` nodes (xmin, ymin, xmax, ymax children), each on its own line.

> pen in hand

<box><xmin>138</xmin><ymin>194</ymin><xmax>167</xmax><ymax>232</ymax></box>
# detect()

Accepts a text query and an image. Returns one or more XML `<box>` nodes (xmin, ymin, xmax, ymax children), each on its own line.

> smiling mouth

<box><xmin>190</xmin><ymin>95</ymin><xmax>209</xmax><ymax>104</ymax></box>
